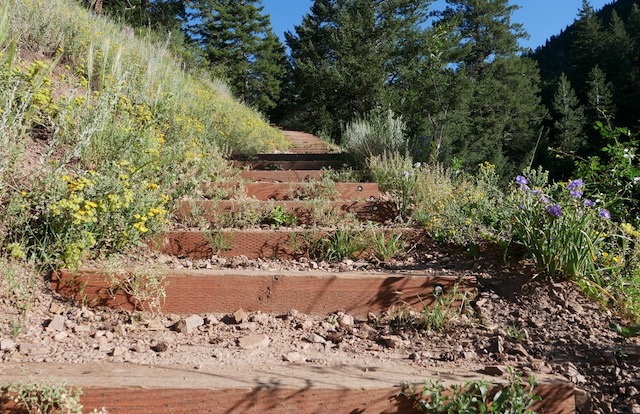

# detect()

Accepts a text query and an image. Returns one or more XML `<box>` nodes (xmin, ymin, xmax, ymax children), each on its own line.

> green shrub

<box><xmin>343</xmin><ymin>108</ymin><xmax>407</xmax><ymax>164</ymax></box>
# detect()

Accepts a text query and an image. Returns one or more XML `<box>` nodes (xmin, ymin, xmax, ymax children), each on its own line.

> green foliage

<box><xmin>404</xmin><ymin>370</ymin><xmax>540</xmax><ymax>414</ymax></box>
<box><xmin>0</xmin><ymin>378</ymin><xmax>88</xmax><ymax>414</ymax></box>
<box><xmin>268</xmin><ymin>205</ymin><xmax>297</xmax><ymax>228</ymax></box>
<box><xmin>305</xmin><ymin>227</ymin><xmax>365</xmax><ymax>262</ymax></box>
<box><xmin>576</xmin><ymin>122</ymin><xmax>640</xmax><ymax>221</ymax></box>
<box><xmin>188</xmin><ymin>0</ymin><xmax>286</xmax><ymax>114</ymax></box>
<box><xmin>367</xmin><ymin>223</ymin><xmax>406</xmax><ymax>262</ymax></box>
<box><xmin>508</xmin><ymin>169</ymin><xmax>612</xmax><ymax>279</ymax></box>
<box><xmin>0</xmin><ymin>0</ymin><xmax>287</xmax><ymax>270</ymax></box>
<box><xmin>285</xmin><ymin>0</ymin><xmax>432</xmax><ymax>140</ymax></box>
<box><xmin>342</xmin><ymin>108</ymin><xmax>408</xmax><ymax>165</ymax></box>
<box><xmin>551</xmin><ymin>73</ymin><xmax>586</xmax><ymax>154</ymax></box>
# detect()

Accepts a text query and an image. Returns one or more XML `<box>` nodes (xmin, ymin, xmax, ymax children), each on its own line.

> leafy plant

<box><xmin>403</xmin><ymin>369</ymin><xmax>540</xmax><ymax>413</ymax></box>
<box><xmin>268</xmin><ymin>205</ymin><xmax>297</xmax><ymax>227</ymax></box>
<box><xmin>342</xmin><ymin>108</ymin><xmax>408</xmax><ymax>165</ymax></box>
<box><xmin>1</xmin><ymin>378</ymin><xmax>85</xmax><ymax>414</ymax></box>
<box><xmin>305</xmin><ymin>227</ymin><xmax>365</xmax><ymax>262</ymax></box>
<box><xmin>367</xmin><ymin>222</ymin><xmax>406</xmax><ymax>261</ymax></box>
<box><xmin>103</xmin><ymin>260</ymin><xmax>167</xmax><ymax>313</ymax></box>
<box><xmin>508</xmin><ymin>168</ymin><xmax>612</xmax><ymax>279</ymax></box>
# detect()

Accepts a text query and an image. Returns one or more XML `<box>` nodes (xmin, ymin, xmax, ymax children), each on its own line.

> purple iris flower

<box><xmin>546</xmin><ymin>204</ymin><xmax>562</xmax><ymax>218</ymax></box>
<box><xmin>539</xmin><ymin>195</ymin><xmax>550</xmax><ymax>204</ymax></box>
<box><xmin>516</xmin><ymin>175</ymin><xmax>529</xmax><ymax>191</ymax></box>
<box><xmin>583</xmin><ymin>199</ymin><xmax>595</xmax><ymax>208</ymax></box>
<box><xmin>567</xmin><ymin>179</ymin><xmax>584</xmax><ymax>191</ymax></box>
<box><xmin>598</xmin><ymin>209</ymin><xmax>611</xmax><ymax>220</ymax></box>
<box><xmin>570</xmin><ymin>190</ymin><xmax>583</xmax><ymax>199</ymax></box>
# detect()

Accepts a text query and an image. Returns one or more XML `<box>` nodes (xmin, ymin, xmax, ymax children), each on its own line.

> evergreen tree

<box><xmin>552</xmin><ymin>73</ymin><xmax>586</xmax><ymax>154</ymax></box>
<box><xmin>586</xmin><ymin>65</ymin><xmax>616</xmax><ymax>124</ymax></box>
<box><xmin>438</xmin><ymin>0</ymin><xmax>545</xmax><ymax>176</ymax></box>
<box><xmin>84</xmin><ymin>0</ymin><xmax>186</xmax><ymax>33</ymax></box>
<box><xmin>188</xmin><ymin>0</ymin><xmax>286</xmax><ymax>114</ymax></box>
<box><xmin>285</xmin><ymin>0</ymin><xmax>432</xmax><ymax>140</ymax></box>
<box><xmin>568</xmin><ymin>0</ymin><xmax>604</xmax><ymax>89</ymax></box>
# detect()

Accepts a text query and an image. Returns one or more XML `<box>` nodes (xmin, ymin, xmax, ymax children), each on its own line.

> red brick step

<box><xmin>53</xmin><ymin>268</ymin><xmax>475</xmax><ymax>316</ymax></box>
<box><xmin>0</xmin><ymin>363</ymin><xmax>575</xmax><ymax>414</ymax></box>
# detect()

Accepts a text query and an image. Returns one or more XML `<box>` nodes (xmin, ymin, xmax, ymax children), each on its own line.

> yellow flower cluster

<box><xmin>621</xmin><ymin>222</ymin><xmax>640</xmax><ymax>238</ymax></box>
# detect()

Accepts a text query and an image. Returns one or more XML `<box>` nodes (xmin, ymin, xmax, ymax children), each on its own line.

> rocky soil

<box><xmin>1</xmin><ymin>246</ymin><xmax>639</xmax><ymax>413</ymax></box>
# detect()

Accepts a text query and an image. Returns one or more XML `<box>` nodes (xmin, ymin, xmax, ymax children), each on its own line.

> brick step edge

<box><xmin>210</xmin><ymin>182</ymin><xmax>380</xmax><ymax>201</ymax></box>
<box><xmin>233</xmin><ymin>160</ymin><xmax>349</xmax><ymax>170</ymax></box>
<box><xmin>53</xmin><ymin>268</ymin><xmax>476</xmax><ymax>316</ymax></box>
<box><xmin>176</xmin><ymin>200</ymin><xmax>396</xmax><ymax>224</ymax></box>
<box><xmin>151</xmin><ymin>228</ymin><xmax>420</xmax><ymax>260</ymax></box>
<box><xmin>230</xmin><ymin>153</ymin><xmax>348</xmax><ymax>161</ymax></box>
<box><xmin>240</xmin><ymin>170</ymin><xmax>326</xmax><ymax>182</ymax></box>
<box><xmin>0</xmin><ymin>363</ymin><xmax>575</xmax><ymax>414</ymax></box>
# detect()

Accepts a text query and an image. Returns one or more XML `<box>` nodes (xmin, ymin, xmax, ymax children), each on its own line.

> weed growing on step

<box><xmin>403</xmin><ymin>369</ymin><xmax>540</xmax><ymax>413</ymax></box>
<box><xmin>268</xmin><ymin>205</ymin><xmax>298</xmax><ymax>227</ymax></box>
<box><xmin>385</xmin><ymin>284</ymin><xmax>472</xmax><ymax>332</ymax></box>
<box><xmin>204</xmin><ymin>230</ymin><xmax>233</xmax><ymax>254</ymax></box>
<box><xmin>366</xmin><ymin>222</ymin><xmax>406</xmax><ymax>261</ymax></box>
<box><xmin>0</xmin><ymin>377</ymin><xmax>108</xmax><ymax>413</ymax></box>
<box><xmin>308</xmin><ymin>227</ymin><xmax>366</xmax><ymax>262</ymax></box>
<box><xmin>102</xmin><ymin>259</ymin><xmax>166</xmax><ymax>313</ymax></box>
<box><xmin>293</xmin><ymin>176</ymin><xmax>339</xmax><ymax>201</ymax></box>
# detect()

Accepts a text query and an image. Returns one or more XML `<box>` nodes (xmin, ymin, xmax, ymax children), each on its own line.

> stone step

<box><xmin>176</xmin><ymin>200</ymin><xmax>396</xmax><ymax>224</ymax></box>
<box><xmin>240</xmin><ymin>170</ymin><xmax>326</xmax><ymax>182</ymax></box>
<box><xmin>0</xmin><ymin>363</ymin><xmax>575</xmax><ymax>414</ymax></box>
<box><xmin>151</xmin><ymin>228</ymin><xmax>419</xmax><ymax>260</ymax></box>
<box><xmin>211</xmin><ymin>182</ymin><xmax>380</xmax><ymax>201</ymax></box>
<box><xmin>53</xmin><ymin>268</ymin><xmax>475</xmax><ymax>316</ymax></box>
<box><xmin>233</xmin><ymin>160</ymin><xmax>349</xmax><ymax>171</ymax></box>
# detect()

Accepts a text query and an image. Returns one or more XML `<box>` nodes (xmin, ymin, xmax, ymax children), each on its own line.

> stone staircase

<box><xmin>1</xmin><ymin>130</ymin><xmax>576</xmax><ymax>413</ymax></box>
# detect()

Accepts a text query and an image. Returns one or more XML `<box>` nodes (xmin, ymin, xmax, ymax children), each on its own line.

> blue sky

<box><xmin>263</xmin><ymin>0</ymin><xmax>613</xmax><ymax>51</ymax></box>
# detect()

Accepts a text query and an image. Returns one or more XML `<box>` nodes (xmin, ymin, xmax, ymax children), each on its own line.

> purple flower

<box><xmin>403</xmin><ymin>170</ymin><xmax>410</xmax><ymax>178</ymax></box>
<box><xmin>546</xmin><ymin>204</ymin><xmax>562</xmax><ymax>218</ymax></box>
<box><xmin>539</xmin><ymin>195</ymin><xmax>550</xmax><ymax>204</ymax></box>
<box><xmin>516</xmin><ymin>175</ymin><xmax>528</xmax><ymax>186</ymax></box>
<box><xmin>530</xmin><ymin>189</ymin><xmax>541</xmax><ymax>195</ymax></box>
<box><xmin>567</xmin><ymin>179</ymin><xmax>585</xmax><ymax>191</ymax></box>
<box><xmin>598</xmin><ymin>209</ymin><xmax>611</xmax><ymax>220</ymax></box>
<box><xmin>583</xmin><ymin>199</ymin><xmax>595</xmax><ymax>207</ymax></box>
<box><xmin>570</xmin><ymin>190</ymin><xmax>583</xmax><ymax>199</ymax></box>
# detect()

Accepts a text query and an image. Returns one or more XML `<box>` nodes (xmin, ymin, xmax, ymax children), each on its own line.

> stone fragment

<box><xmin>284</xmin><ymin>351</ymin><xmax>303</xmax><ymax>363</ymax></box>
<box><xmin>114</xmin><ymin>323</ymin><xmax>126</xmax><ymax>337</ymax></box>
<box><xmin>482</xmin><ymin>366</ymin><xmax>508</xmax><ymax>376</ymax></box>
<box><xmin>73</xmin><ymin>325</ymin><xmax>91</xmax><ymax>335</ymax></box>
<box><xmin>233</xmin><ymin>308</ymin><xmax>249</xmax><ymax>324</ymax></box>
<box><xmin>49</xmin><ymin>302</ymin><xmax>64</xmax><ymax>315</ymax></box>
<box><xmin>303</xmin><ymin>333</ymin><xmax>326</xmax><ymax>344</ymax></box>
<box><xmin>508</xmin><ymin>343</ymin><xmax>529</xmax><ymax>357</ymax></box>
<box><xmin>1</xmin><ymin>338</ymin><xmax>16</xmax><ymax>351</ymax></box>
<box><xmin>53</xmin><ymin>331</ymin><xmax>68</xmax><ymax>342</ymax></box>
<box><xmin>112</xmin><ymin>346</ymin><xmax>126</xmax><ymax>357</ymax></box>
<box><xmin>297</xmin><ymin>320</ymin><xmax>313</xmax><ymax>330</ymax></box>
<box><xmin>237</xmin><ymin>322</ymin><xmax>258</xmax><ymax>331</ymax></box>
<box><xmin>250</xmin><ymin>312</ymin><xmax>270</xmax><ymax>325</ymax></box>
<box><xmin>238</xmin><ymin>334</ymin><xmax>270</xmax><ymax>350</ymax></box>
<box><xmin>46</xmin><ymin>315</ymin><xmax>65</xmax><ymax>332</ymax></box>
<box><xmin>204</xmin><ymin>314</ymin><xmax>219</xmax><ymax>325</ymax></box>
<box><xmin>146</xmin><ymin>317</ymin><xmax>166</xmax><ymax>331</ymax></box>
<box><xmin>338</xmin><ymin>313</ymin><xmax>355</xmax><ymax>327</ymax></box>
<box><xmin>175</xmin><ymin>315</ymin><xmax>205</xmax><ymax>334</ymax></box>
<box><xmin>574</xmin><ymin>388</ymin><xmax>591</xmax><ymax>414</ymax></box>
<box><xmin>381</xmin><ymin>335</ymin><xmax>404</xmax><ymax>349</ymax></box>
<box><xmin>151</xmin><ymin>341</ymin><xmax>168</xmax><ymax>353</ymax></box>
<box><xmin>18</xmin><ymin>344</ymin><xmax>49</xmax><ymax>356</ymax></box>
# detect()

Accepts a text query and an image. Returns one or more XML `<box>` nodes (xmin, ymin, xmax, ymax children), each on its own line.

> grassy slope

<box><xmin>0</xmin><ymin>0</ymin><xmax>288</xmax><ymax>270</ymax></box>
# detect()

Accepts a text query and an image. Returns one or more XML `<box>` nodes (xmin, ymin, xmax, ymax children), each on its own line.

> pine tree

<box><xmin>586</xmin><ymin>65</ymin><xmax>616</xmax><ymax>124</ymax></box>
<box><xmin>552</xmin><ymin>73</ymin><xmax>586</xmax><ymax>154</ymax></box>
<box><xmin>568</xmin><ymin>0</ymin><xmax>604</xmax><ymax>89</ymax></box>
<box><xmin>285</xmin><ymin>0</ymin><xmax>432</xmax><ymax>140</ymax></box>
<box><xmin>85</xmin><ymin>0</ymin><xmax>185</xmax><ymax>33</ymax></box>
<box><xmin>188</xmin><ymin>0</ymin><xmax>286</xmax><ymax>114</ymax></box>
<box><xmin>438</xmin><ymin>0</ymin><xmax>545</xmax><ymax>176</ymax></box>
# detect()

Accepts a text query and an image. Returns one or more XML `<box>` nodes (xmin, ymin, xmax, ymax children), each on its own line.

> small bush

<box><xmin>342</xmin><ymin>108</ymin><xmax>407</xmax><ymax>164</ymax></box>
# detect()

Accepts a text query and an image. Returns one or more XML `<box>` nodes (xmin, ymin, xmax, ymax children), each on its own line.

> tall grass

<box><xmin>0</xmin><ymin>0</ymin><xmax>288</xmax><ymax>269</ymax></box>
